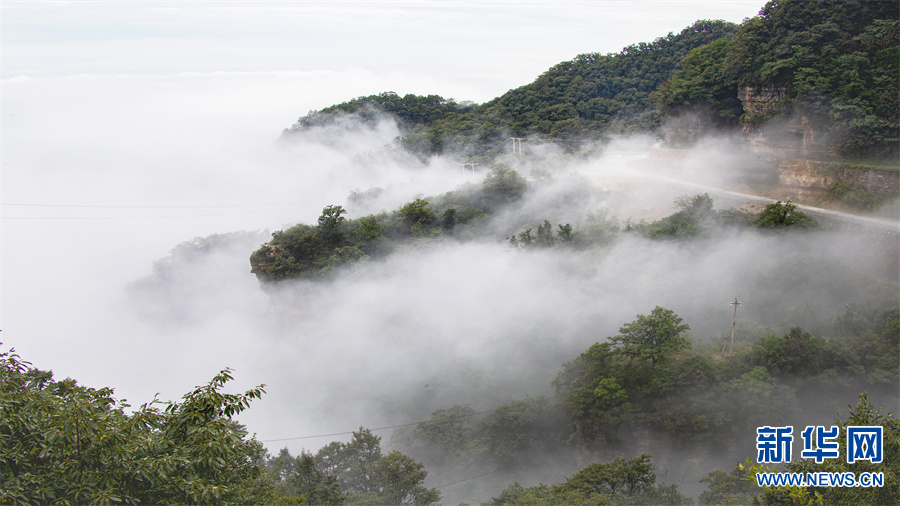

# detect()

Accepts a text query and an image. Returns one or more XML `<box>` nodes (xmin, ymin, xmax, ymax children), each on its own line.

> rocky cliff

<box><xmin>778</xmin><ymin>159</ymin><xmax>899</xmax><ymax>200</ymax></box>
<box><xmin>738</xmin><ymin>85</ymin><xmax>825</xmax><ymax>157</ymax></box>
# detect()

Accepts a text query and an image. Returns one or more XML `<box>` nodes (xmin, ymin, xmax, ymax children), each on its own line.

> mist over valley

<box><xmin>2</xmin><ymin>1</ymin><xmax>898</xmax><ymax>504</ymax></box>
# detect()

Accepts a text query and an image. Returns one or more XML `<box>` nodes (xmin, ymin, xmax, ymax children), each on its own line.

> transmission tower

<box><xmin>458</xmin><ymin>162</ymin><xmax>478</xmax><ymax>179</ymax></box>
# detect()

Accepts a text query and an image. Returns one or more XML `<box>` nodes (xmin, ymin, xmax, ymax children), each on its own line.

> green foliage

<box><xmin>479</xmin><ymin>19</ymin><xmax>739</xmax><ymax>140</ymax></box>
<box><xmin>826</xmin><ymin>181</ymin><xmax>889</xmax><ymax>210</ymax></box>
<box><xmin>440</xmin><ymin>208</ymin><xmax>457</xmax><ymax>234</ymax></box>
<box><xmin>0</xmin><ymin>344</ymin><xmax>275</xmax><ymax>504</ymax></box>
<box><xmin>318</xmin><ymin>204</ymin><xmax>348</xmax><ymax>246</ymax></box>
<box><xmin>774</xmin><ymin>393</ymin><xmax>900</xmax><ymax>505</ymax></box>
<box><xmin>554</xmin><ymin>342</ymin><xmax>637</xmax><ymax>445</ymax></box>
<box><xmin>508</xmin><ymin>219</ymin><xmax>578</xmax><ymax>250</ymax></box>
<box><xmin>582</xmin><ymin>210</ymin><xmax>620</xmax><ymax>246</ymax></box>
<box><xmin>535</xmin><ymin>220</ymin><xmax>556</xmax><ymax>247</ymax></box>
<box><xmin>562</xmin><ymin>455</ymin><xmax>656</xmax><ymax>497</ymax></box>
<box><xmin>318</xmin><ymin>245</ymin><xmax>369</xmax><ymax>274</ymax></box>
<box><xmin>551</xmin><ymin>293</ymin><xmax>897</xmax><ymax>451</ymax></box>
<box><xmin>629</xmin><ymin>194</ymin><xmax>767</xmax><ymax>239</ymax></box>
<box><xmin>723</xmin><ymin>394</ymin><xmax>900</xmax><ymax>505</ymax></box>
<box><xmin>391</xmin><ymin>405</ymin><xmax>476</xmax><ymax>467</ymax></box>
<box><xmin>400</xmin><ymin>198</ymin><xmax>437</xmax><ymax>236</ymax></box>
<box><xmin>609</xmin><ymin>306</ymin><xmax>692</xmax><ymax>370</ymax></box>
<box><xmin>373</xmin><ymin>451</ymin><xmax>439</xmax><ymax>506</ymax></box>
<box><xmin>476</xmin><ymin>397</ymin><xmax>570</xmax><ymax>467</ymax></box>
<box><xmin>753</xmin><ymin>200</ymin><xmax>816</xmax><ymax>229</ymax></box>
<box><xmin>556</xmin><ymin>223</ymin><xmax>574</xmax><ymax>243</ymax></box>
<box><xmin>699</xmin><ymin>463</ymin><xmax>760</xmax><ymax>505</ymax></box>
<box><xmin>268</xmin><ymin>450</ymin><xmax>345</xmax><ymax>505</ymax></box>
<box><xmin>391</xmin><ymin>398</ymin><xmax>575</xmax><ymax>482</ymax></box>
<box><xmin>285</xmin><ymin>20</ymin><xmax>738</xmax><ymax>158</ymax></box>
<box><xmin>833</xmin><ymin>306</ymin><xmax>900</xmax><ymax>382</ymax></box>
<box><xmin>746</xmin><ymin>328</ymin><xmax>825</xmax><ymax>376</ymax></box>
<box><xmin>254</xmin><ymin>176</ymin><xmax>528</xmax><ymax>282</ymax></box>
<box><xmin>291</xmin><ymin>91</ymin><xmax>469</xmax><ymax>133</ymax></box>
<box><xmin>285</xmin><ymin>428</ymin><xmax>441</xmax><ymax>505</ymax></box>
<box><xmin>482</xmin><ymin>165</ymin><xmax>527</xmax><ymax>208</ymax></box>
<box><xmin>725</xmin><ymin>0</ymin><xmax>897</xmax><ymax>157</ymax></box>
<box><xmin>286</xmin><ymin>2</ymin><xmax>897</xmax><ymax>158</ymax></box>
<box><xmin>645</xmin><ymin>193</ymin><xmax>717</xmax><ymax>238</ymax></box>
<box><xmin>655</xmin><ymin>37</ymin><xmax>743</xmax><ymax>127</ymax></box>
<box><xmin>490</xmin><ymin>455</ymin><xmax>691</xmax><ymax>505</ymax></box>
<box><xmin>251</xmin><ymin>206</ymin><xmax>386</xmax><ymax>281</ymax></box>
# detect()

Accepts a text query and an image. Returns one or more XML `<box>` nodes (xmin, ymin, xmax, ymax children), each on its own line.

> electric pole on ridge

<box><xmin>458</xmin><ymin>162</ymin><xmax>478</xmax><ymax>180</ymax></box>
<box><xmin>510</xmin><ymin>137</ymin><xmax>525</xmax><ymax>154</ymax></box>
<box><xmin>729</xmin><ymin>297</ymin><xmax>742</xmax><ymax>355</ymax></box>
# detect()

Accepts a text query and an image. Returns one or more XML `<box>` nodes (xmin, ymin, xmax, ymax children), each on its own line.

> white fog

<box><xmin>3</xmin><ymin>2</ymin><xmax>896</xmax><ymax>504</ymax></box>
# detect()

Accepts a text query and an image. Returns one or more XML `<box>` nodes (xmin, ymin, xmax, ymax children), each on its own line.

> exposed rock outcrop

<box><xmin>779</xmin><ymin>160</ymin><xmax>900</xmax><ymax>198</ymax></box>
<box><xmin>738</xmin><ymin>85</ymin><xmax>825</xmax><ymax>157</ymax></box>
<box><xmin>249</xmin><ymin>243</ymin><xmax>281</xmax><ymax>281</ymax></box>
<box><xmin>738</xmin><ymin>85</ymin><xmax>786</xmax><ymax>119</ymax></box>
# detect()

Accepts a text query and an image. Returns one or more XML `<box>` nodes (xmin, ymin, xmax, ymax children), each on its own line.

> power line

<box><xmin>261</xmin><ymin>407</ymin><xmax>497</xmax><ymax>443</ymax></box>
<box><xmin>260</xmin><ymin>394</ymin><xmax>562</xmax><ymax>443</ymax></box>
<box><xmin>1</xmin><ymin>207</ymin><xmax>309</xmax><ymax>220</ymax></box>
<box><xmin>434</xmin><ymin>467</ymin><xmax>505</xmax><ymax>489</ymax></box>
<box><xmin>0</xmin><ymin>201</ymin><xmax>322</xmax><ymax>209</ymax></box>
<box><xmin>0</xmin><ymin>198</ymin><xmax>343</xmax><ymax>220</ymax></box>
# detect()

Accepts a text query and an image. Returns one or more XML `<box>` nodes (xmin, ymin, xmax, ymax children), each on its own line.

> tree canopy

<box><xmin>0</xmin><ymin>344</ymin><xmax>273</xmax><ymax>504</ymax></box>
<box><xmin>609</xmin><ymin>306</ymin><xmax>692</xmax><ymax>370</ymax></box>
<box><xmin>266</xmin><ymin>429</ymin><xmax>440</xmax><ymax>505</ymax></box>
<box><xmin>658</xmin><ymin>0</ymin><xmax>899</xmax><ymax>158</ymax></box>
<box><xmin>283</xmin><ymin>20</ymin><xmax>740</xmax><ymax>158</ymax></box>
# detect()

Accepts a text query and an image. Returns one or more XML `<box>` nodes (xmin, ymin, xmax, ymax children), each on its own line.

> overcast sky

<box><xmin>3</xmin><ymin>1</ymin><xmax>764</xmax><ymax>100</ymax></box>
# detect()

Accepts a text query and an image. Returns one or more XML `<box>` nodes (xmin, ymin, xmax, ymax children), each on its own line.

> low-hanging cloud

<box><xmin>3</xmin><ymin>66</ymin><xmax>897</xmax><ymax>505</ymax></box>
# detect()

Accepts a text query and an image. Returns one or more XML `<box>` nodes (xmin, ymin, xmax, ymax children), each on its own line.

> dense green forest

<box><xmin>657</xmin><ymin>0</ymin><xmax>899</xmax><ymax>158</ymax></box>
<box><xmin>284</xmin><ymin>0</ymin><xmax>898</xmax><ymax>160</ymax></box>
<box><xmin>284</xmin><ymin>18</ymin><xmax>740</xmax><ymax>159</ymax></box>
<box><xmin>4</xmin><ymin>292</ymin><xmax>896</xmax><ymax>504</ymax></box>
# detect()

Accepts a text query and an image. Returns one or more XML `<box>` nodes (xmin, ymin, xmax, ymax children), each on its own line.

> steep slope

<box><xmin>282</xmin><ymin>1</ymin><xmax>898</xmax><ymax>160</ymax></box>
<box><xmin>281</xmin><ymin>19</ymin><xmax>739</xmax><ymax>159</ymax></box>
<box><xmin>658</xmin><ymin>0</ymin><xmax>899</xmax><ymax>158</ymax></box>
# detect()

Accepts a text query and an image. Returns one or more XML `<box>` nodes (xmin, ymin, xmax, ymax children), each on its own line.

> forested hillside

<box><xmin>657</xmin><ymin>0</ymin><xmax>899</xmax><ymax>158</ymax></box>
<box><xmin>284</xmin><ymin>19</ymin><xmax>740</xmax><ymax>159</ymax></box>
<box><xmin>284</xmin><ymin>0</ymin><xmax>898</xmax><ymax>160</ymax></box>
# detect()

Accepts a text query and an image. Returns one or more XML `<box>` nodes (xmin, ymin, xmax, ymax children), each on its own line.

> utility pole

<box><xmin>458</xmin><ymin>162</ymin><xmax>478</xmax><ymax>180</ymax></box>
<box><xmin>510</xmin><ymin>137</ymin><xmax>525</xmax><ymax>154</ymax></box>
<box><xmin>729</xmin><ymin>297</ymin><xmax>742</xmax><ymax>355</ymax></box>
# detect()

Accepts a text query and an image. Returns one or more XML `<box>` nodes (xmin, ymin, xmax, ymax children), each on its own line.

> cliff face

<box><xmin>777</xmin><ymin>160</ymin><xmax>839</xmax><ymax>201</ymax></box>
<box><xmin>779</xmin><ymin>160</ymin><xmax>900</xmax><ymax>198</ymax></box>
<box><xmin>249</xmin><ymin>243</ymin><xmax>281</xmax><ymax>282</ymax></box>
<box><xmin>738</xmin><ymin>85</ymin><xmax>825</xmax><ymax>157</ymax></box>
<box><xmin>737</xmin><ymin>85</ymin><xmax>785</xmax><ymax>119</ymax></box>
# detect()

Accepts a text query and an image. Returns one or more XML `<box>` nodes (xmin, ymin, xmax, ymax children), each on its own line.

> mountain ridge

<box><xmin>283</xmin><ymin>0</ymin><xmax>898</xmax><ymax>161</ymax></box>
